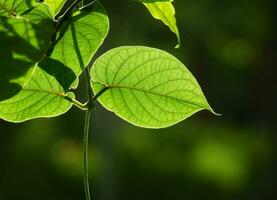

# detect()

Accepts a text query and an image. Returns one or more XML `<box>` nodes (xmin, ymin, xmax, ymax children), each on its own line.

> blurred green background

<box><xmin>0</xmin><ymin>0</ymin><xmax>276</xmax><ymax>199</ymax></box>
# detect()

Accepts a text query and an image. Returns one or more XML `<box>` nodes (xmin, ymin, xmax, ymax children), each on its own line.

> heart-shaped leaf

<box><xmin>91</xmin><ymin>46</ymin><xmax>216</xmax><ymax>128</ymax></box>
<box><xmin>48</xmin><ymin>1</ymin><xmax>109</xmax><ymax>89</ymax></box>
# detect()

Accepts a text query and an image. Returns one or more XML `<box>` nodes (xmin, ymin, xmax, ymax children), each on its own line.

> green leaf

<box><xmin>48</xmin><ymin>1</ymin><xmax>109</xmax><ymax>89</ymax></box>
<box><xmin>44</xmin><ymin>0</ymin><xmax>66</xmax><ymax>14</ymax></box>
<box><xmin>0</xmin><ymin>3</ymin><xmax>53</xmax><ymax>100</ymax></box>
<box><xmin>0</xmin><ymin>1</ymin><xmax>109</xmax><ymax>122</ymax></box>
<box><xmin>91</xmin><ymin>46</ymin><xmax>216</xmax><ymax>129</ymax></box>
<box><xmin>0</xmin><ymin>3</ymin><xmax>72</xmax><ymax>122</ymax></box>
<box><xmin>0</xmin><ymin>66</ymin><xmax>74</xmax><ymax>122</ymax></box>
<box><xmin>140</xmin><ymin>0</ymin><xmax>180</xmax><ymax>48</ymax></box>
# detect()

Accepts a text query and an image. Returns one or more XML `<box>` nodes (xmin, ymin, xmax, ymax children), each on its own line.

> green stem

<box><xmin>81</xmin><ymin>1</ymin><xmax>101</xmax><ymax>196</ymax></box>
<box><xmin>85</xmin><ymin>67</ymin><xmax>94</xmax><ymax>107</ymax></box>
<box><xmin>83</xmin><ymin>61</ymin><xmax>94</xmax><ymax>200</ymax></box>
<box><xmin>64</xmin><ymin>96</ymin><xmax>88</xmax><ymax>110</ymax></box>
<box><xmin>92</xmin><ymin>87</ymin><xmax>110</xmax><ymax>102</ymax></box>
<box><xmin>83</xmin><ymin>108</ymin><xmax>92</xmax><ymax>200</ymax></box>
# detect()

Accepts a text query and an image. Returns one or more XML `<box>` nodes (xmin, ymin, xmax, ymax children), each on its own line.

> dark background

<box><xmin>0</xmin><ymin>0</ymin><xmax>276</xmax><ymax>199</ymax></box>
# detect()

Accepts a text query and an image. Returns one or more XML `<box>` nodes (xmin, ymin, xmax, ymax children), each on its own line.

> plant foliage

<box><xmin>0</xmin><ymin>0</ymin><xmax>215</xmax><ymax>127</ymax></box>
<box><xmin>91</xmin><ymin>46</ymin><xmax>214</xmax><ymax>128</ymax></box>
<box><xmin>0</xmin><ymin>1</ymin><xmax>218</xmax><ymax>199</ymax></box>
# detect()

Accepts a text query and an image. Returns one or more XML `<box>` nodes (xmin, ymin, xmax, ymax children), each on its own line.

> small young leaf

<box><xmin>91</xmin><ymin>46</ymin><xmax>216</xmax><ymax>129</ymax></box>
<box><xmin>139</xmin><ymin>0</ymin><xmax>180</xmax><ymax>48</ymax></box>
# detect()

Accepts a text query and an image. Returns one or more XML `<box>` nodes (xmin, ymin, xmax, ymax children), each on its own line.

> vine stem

<box><xmin>83</xmin><ymin>107</ymin><xmax>92</xmax><ymax>200</ymax></box>
<box><xmin>81</xmin><ymin>1</ymin><xmax>103</xmax><ymax>199</ymax></box>
<box><xmin>64</xmin><ymin>96</ymin><xmax>88</xmax><ymax>110</ymax></box>
<box><xmin>83</xmin><ymin>61</ymin><xmax>94</xmax><ymax>200</ymax></box>
<box><xmin>83</xmin><ymin>63</ymin><xmax>94</xmax><ymax>200</ymax></box>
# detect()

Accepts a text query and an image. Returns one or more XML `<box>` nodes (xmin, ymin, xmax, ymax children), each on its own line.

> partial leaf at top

<box><xmin>138</xmin><ymin>0</ymin><xmax>180</xmax><ymax>48</ymax></box>
<box><xmin>91</xmin><ymin>46</ymin><xmax>216</xmax><ymax>129</ymax></box>
<box><xmin>46</xmin><ymin>1</ymin><xmax>109</xmax><ymax>89</ymax></box>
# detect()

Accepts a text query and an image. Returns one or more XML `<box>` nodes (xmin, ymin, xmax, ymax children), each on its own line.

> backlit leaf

<box><xmin>0</xmin><ymin>3</ymin><xmax>72</xmax><ymax>122</ymax></box>
<box><xmin>91</xmin><ymin>46</ymin><xmax>216</xmax><ymax>128</ymax></box>
<box><xmin>0</xmin><ymin>2</ymin><xmax>53</xmax><ymax>100</ymax></box>
<box><xmin>0</xmin><ymin>66</ymin><xmax>74</xmax><ymax>122</ymax></box>
<box><xmin>48</xmin><ymin>1</ymin><xmax>109</xmax><ymax>89</ymax></box>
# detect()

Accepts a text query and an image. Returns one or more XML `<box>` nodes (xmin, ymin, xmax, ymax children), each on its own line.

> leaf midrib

<box><xmin>20</xmin><ymin>66</ymin><xmax>67</xmax><ymax>99</ymax></box>
<box><xmin>152</xmin><ymin>3</ymin><xmax>173</xmax><ymax>29</ymax></box>
<box><xmin>22</xmin><ymin>88</ymin><xmax>66</xmax><ymax>97</ymax></box>
<box><xmin>96</xmin><ymin>82</ymin><xmax>207</xmax><ymax>109</ymax></box>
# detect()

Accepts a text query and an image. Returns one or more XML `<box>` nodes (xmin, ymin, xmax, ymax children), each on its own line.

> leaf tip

<box><xmin>208</xmin><ymin>107</ymin><xmax>221</xmax><ymax>116</ymax></box>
